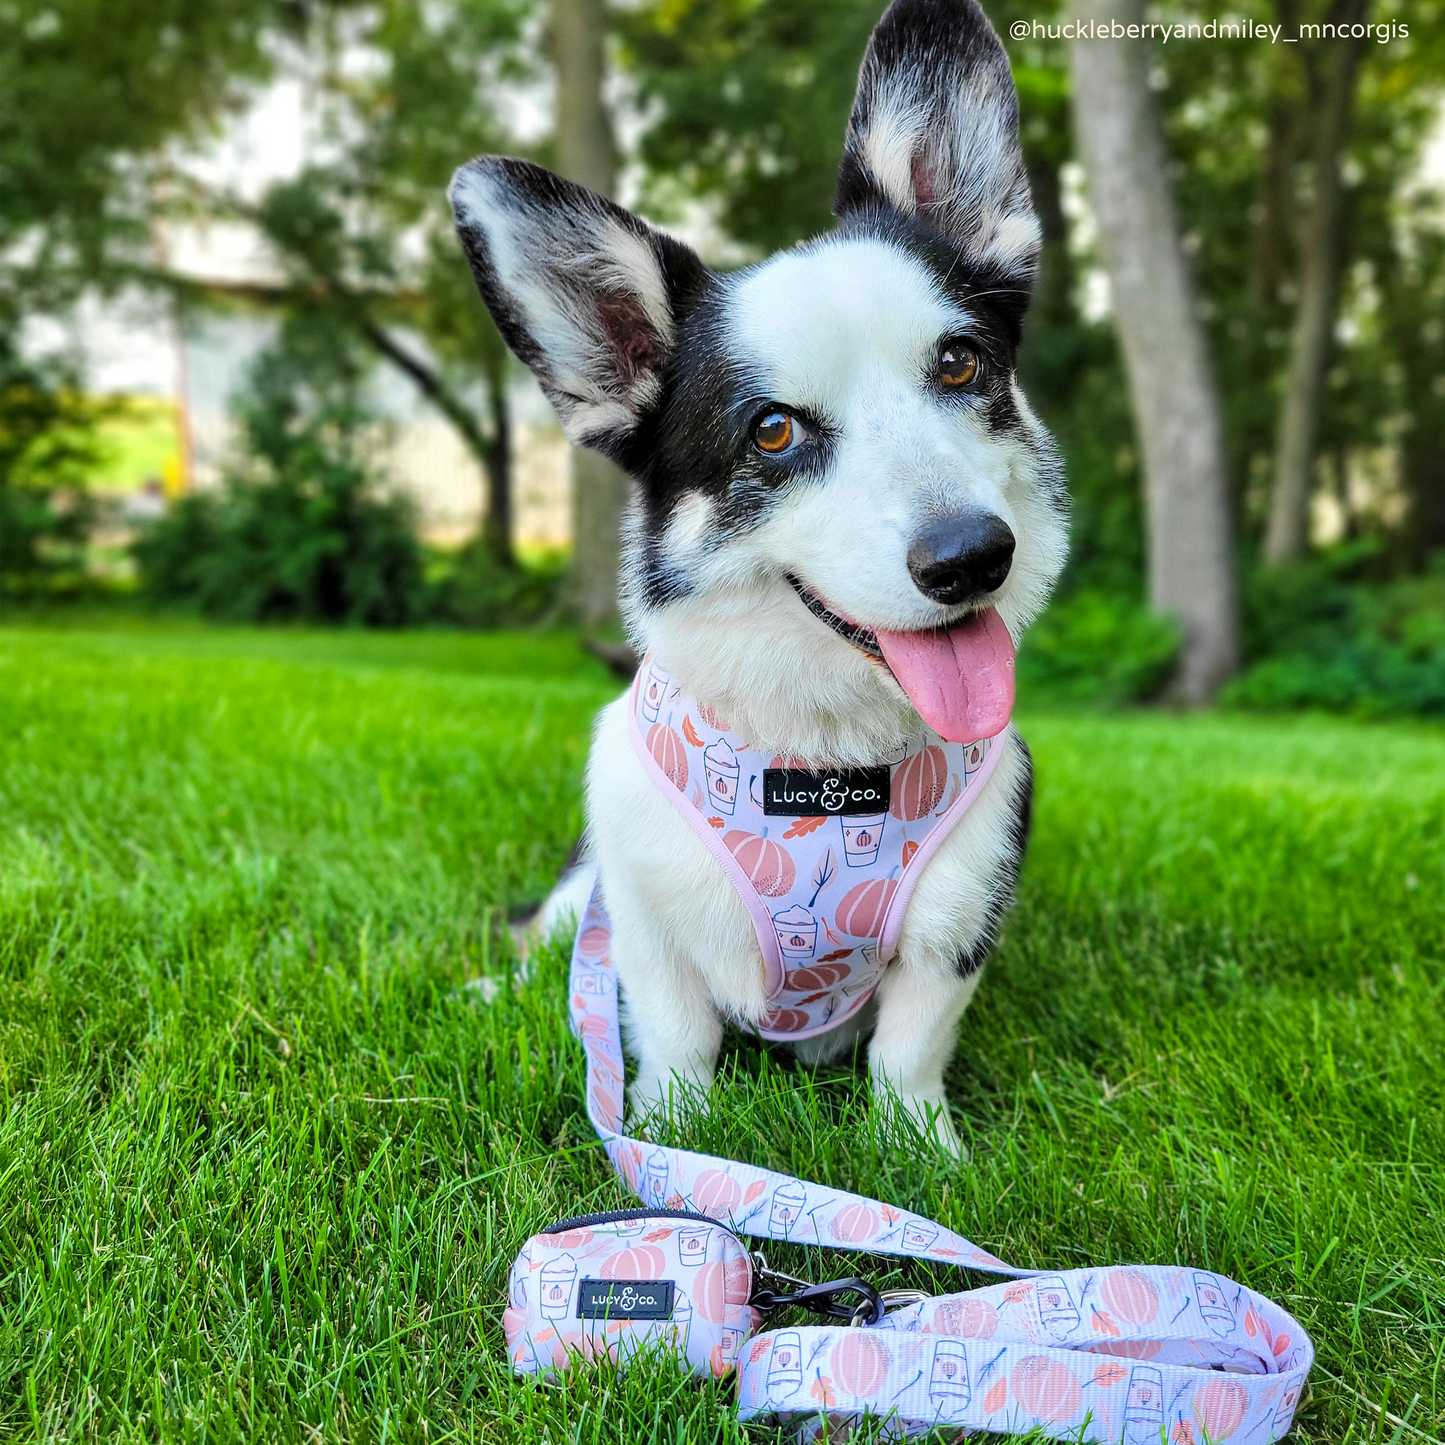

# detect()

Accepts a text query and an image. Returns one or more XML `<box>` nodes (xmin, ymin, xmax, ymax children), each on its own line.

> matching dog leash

<box><xmin>554</xmin><ymin>887</ymin><xmax>1313</xmax><ymax>1440</ymax></box>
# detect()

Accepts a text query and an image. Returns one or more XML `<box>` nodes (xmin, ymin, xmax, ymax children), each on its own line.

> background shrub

<box><xmin>429</xmin><ymin>539</ymin><xmax>566</xmax><ymax>629</ymax></box>
<box><xmin>0</xmin><ymin>340</ymin><xmax>99</xmax><ymax>597</ymax></box>
<box><xmin>1017</xmin><ymin>588</ymin><xmax>1181</xmax><ymax>706</ymax></box>
<box><xmin>134</xmin><ymin>318</ymin><xmax>425</xmax><ymax>626</ymax></box>
<box><xmin>1225</xmin><ymin>545</ymin><xmax>1445</xmax><ymax>717</ymax></box>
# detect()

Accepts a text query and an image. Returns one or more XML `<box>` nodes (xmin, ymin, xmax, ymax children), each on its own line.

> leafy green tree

<box><xmin>0</xmin><ymin>0</ymin><xmax>313</xmax><ymax>593</ymax></box>
<box><xmin>1145</xmin><ymin>0</ymin><xmax>1443</xmax><ymax>555</ymax></box>
<box><xmin>0</xmin><ymin>339</ymin><xmax>102</xmax><ymax>596</ymax></box>
<box><xmin>189</xmin><ymin>0</ymin><xmax>533</xmax><ymax>565</ymax></box>
<box><xmin>0</xmin><ymin>0</ymin><xmax>305</xmax><ymax>321</ymax></box>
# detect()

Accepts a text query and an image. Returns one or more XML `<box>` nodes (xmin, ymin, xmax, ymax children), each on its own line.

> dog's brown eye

<box><xmin>939</xmin><ymin>344</ymin><xmax>979</xmax><ymax>388</ymax></box>
<box><xmin>753</xmin><ymin>411</ymin><xmax>795</xmax><ymax>454</ymax></box>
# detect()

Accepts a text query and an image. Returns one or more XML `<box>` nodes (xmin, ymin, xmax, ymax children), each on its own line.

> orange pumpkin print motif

<box><xmin>830</xmin><ymin>1332</ymin><xmax>890</xmax><ymax>1397</ymax></box>
<box><xmin>1192</xmin><ymin>1378</ymin><xmax>1249</xmax><ymax>1441</ymax></box>
<box><xmin>836</xmin><ymin>875</ymin><xmax>898</xmax><ymax>937</ymax></box>
<box><xmin>1101</xmin><ymin>1268</ymin><xmax>1159</xmax><ymax>1326</ymax></box>
<box><xmin>647</xmin><ymin>717</ymin><xmax>688</xmax><ymax>789</ymax></box>
<box><xmin>1012</xmin><ymin>1355</ymin><xmax>1081</xmax><ymax>1423</ymax></box>
<box><xmin>891</xmin><ymin>745</ymin><xmax>948</xmax><ymax>819</ymax></box>
<box><xmin>724</xmin><ymin>829</ymin><xmax>796</xmax><ymax>896</ymax></box>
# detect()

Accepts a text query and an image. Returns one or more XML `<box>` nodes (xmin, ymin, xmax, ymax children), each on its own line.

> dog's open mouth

<box><xmin>786</xmin><ymin>574</ymin><xmax>1016</xmax><ymax>741</ymax></box>
<box><xmin>787</xmin><ymin>575</ymin><xmax>884</xmax><ymax>659</ymax></box>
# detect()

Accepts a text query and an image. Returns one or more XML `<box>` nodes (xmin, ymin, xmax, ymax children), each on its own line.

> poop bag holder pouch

<box><xmin>505</xmin><ymin>1208</ymin><xmax>761</xmax><ymax>1379</ymax></box>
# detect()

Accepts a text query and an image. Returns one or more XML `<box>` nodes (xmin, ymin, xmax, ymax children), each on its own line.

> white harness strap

<box><xmin>570</xmin><ymin>893</ymin><xmax>1313</xmax><ymax>1441</ymax></box>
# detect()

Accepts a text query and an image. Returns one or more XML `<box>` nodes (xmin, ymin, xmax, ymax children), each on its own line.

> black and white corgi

<box><xmin>451</xmin><ymin>0</ymin><xmax>1067</xmax><ymax>1153</ymax></box>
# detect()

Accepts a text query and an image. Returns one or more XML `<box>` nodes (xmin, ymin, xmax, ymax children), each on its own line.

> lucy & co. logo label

<box><xmin>763</xmin><ymin>766</ymin><xmax>890</xmax><ymax>817</ymax></box>
<box><xmin>576</xmin><ymin>1278</ymin><xmax>676</xmax><ymax>1321</ymax></box>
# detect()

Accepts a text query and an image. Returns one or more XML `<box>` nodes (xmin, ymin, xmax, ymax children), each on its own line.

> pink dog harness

<box><xmin>627</xmin><ymin>657</ymin><xmax>1006</xmax><ymax>1040</ymax></box>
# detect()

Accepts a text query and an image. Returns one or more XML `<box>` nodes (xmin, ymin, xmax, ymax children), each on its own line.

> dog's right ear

<box><xmin>449</xmin><ymin>157</ymin><xmax>710</xmax><ymax>457</ymax></box>
<box><xmin>836</xmin><ymin>0</ymin><xmax>1039</xmax><ymax>293</ymax></box>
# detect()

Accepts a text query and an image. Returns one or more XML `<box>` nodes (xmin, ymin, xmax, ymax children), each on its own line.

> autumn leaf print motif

<box><xmin>808</xmin><ymin>846</ymin><xmax>837</xmax><ymax>907</ymax></box>
<box><xmin>782</xmin><ymin>815</ymin><xmax>829</xmax><ymax>839</ymax></box>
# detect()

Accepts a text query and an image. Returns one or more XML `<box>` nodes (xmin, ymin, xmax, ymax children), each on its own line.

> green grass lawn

<box><xmin>2</xmin><ymin>621</ymin><xmax>1442</xmax><ymax>1443</ymax></box>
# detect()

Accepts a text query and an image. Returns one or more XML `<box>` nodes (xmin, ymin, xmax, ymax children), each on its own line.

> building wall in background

<box><xmin>181</xmin><ymin>310</ymin><xmax>572</xmax><ymax>550</ymax></box>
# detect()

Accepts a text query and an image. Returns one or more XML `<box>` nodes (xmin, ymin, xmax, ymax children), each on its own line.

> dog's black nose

<box><xmin>907</xmin><ymin>512</ymin><xmax>1015</xmax><ymax>605</ymax></box>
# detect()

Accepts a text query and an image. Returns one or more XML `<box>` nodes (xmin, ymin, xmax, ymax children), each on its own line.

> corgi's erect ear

<box><xmin>449</xmin><ymin>157</ymin><xmax>711</xmax><ymax>456</ymax></box>
<box><xmin>836</xmin><ymin>0</ymin><xmax>1039</xmax><ymax>291</ymax></box>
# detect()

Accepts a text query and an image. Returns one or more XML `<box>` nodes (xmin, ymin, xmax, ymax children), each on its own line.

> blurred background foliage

<box><xmin>1</xmin><ymin>0</ymin><xmax>1443</xmax><ymax>714</ymax></box>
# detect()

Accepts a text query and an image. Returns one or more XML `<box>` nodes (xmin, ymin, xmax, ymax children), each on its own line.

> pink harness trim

<box><xmin>625</xmin><ymin>661</ymin><xmax>1008</xmax><ymax>1042</ymax></box>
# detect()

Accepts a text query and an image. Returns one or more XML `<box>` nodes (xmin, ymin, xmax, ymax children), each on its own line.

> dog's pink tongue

<box><xmin>875</xmin><ymin>608</ymin><xmax>1015</xmax><ymax>741</ymax></box>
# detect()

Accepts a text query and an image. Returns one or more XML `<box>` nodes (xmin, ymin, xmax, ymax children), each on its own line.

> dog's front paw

<box><xmin>628</xmin><ymin>1070</ymin><xmax>712</xmax><ymax>1131</ymax></box>
<box><xmin>880</xmin><ymin>1089</ymin><xmax>966</xmax><ymax>1159</ymax></box>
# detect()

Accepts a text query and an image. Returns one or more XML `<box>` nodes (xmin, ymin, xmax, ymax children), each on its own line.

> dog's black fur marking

<box><xmin>954</xmin><ymin>736</ymin><xmax>1033</xmax><ymax>977</ymax></box>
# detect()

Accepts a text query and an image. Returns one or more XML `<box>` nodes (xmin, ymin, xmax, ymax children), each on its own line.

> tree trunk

<box><xmin>551</xmin><ymin>0</ymin><xmax>629</xmax><ymax>627</ymax></box>
<box><xmin>1070</xmin><ymin>0</ymin><xmax>1239</xmax><ymax>703</ymax></box>
<box><xmin>355</xmin><ymin>315</ymin><xmax>512</xmax><ymax>546</ymax></box>
<box><xmin>479</xmin><ymin>334</ymin><xmax>514</xmax><ymax>565</ymax></box>
<box><xmin>1403</xmin><ymin>439</ymin><xmax>1445</xmax><ymax>564</ymax></box>
<box><xmin>1263</xmin><ymin>0</ymin><xmax>1370</xmax><ymax>565</ymax></box>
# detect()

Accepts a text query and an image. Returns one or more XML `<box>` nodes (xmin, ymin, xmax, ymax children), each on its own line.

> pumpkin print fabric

<box><xmin>629</xmin><ymin>659</ymin><xmax>1005</xmax><ymax>1040</ymax></box>
<box><xmin>504</xmin><ymin>1214</ymin><xmax>758</xmax><ymax>1381</ymax></box>
<box><xmin>558</xmin><ymin>896</ymin><xmax>1313</xmax><ymax>1441</ymax></box>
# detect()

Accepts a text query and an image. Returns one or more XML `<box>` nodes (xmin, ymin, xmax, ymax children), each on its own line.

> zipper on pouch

<box><xmin>543</xmin><ymin>1205</ymin><xmax>727</xmax><ymax>1234</ymax></box>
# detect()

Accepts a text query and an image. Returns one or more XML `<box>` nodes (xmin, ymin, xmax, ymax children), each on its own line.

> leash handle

<box><xmin>568</xmin><ymin>889</ymin><xmax>1313</xmax><ymax>1441</ymax></box>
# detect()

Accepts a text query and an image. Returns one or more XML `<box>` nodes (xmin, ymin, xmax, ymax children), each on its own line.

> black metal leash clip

<box><xmin>751</xmin><ymin>1252</ymin><xmax>898</xmax><ymax>1327</ymax></box>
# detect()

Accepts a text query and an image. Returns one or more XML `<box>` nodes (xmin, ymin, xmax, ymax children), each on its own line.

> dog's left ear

<box><xmin>836</xmin><ymin>0</ymin><xmax>1040</xmax><ymax>292</ymax></box>
<box><xmin>449</xmin><ymin>156</ymin><xmax>710</xmax><ymax>457</ymax></box>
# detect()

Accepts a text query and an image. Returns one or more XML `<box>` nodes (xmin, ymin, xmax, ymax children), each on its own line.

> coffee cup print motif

<box><xmin>539</xmin><ymin>1255</ymin><xmax>578</xmax><ymax>1321</ymax></box>
<box><xmin>1274</xmin><ymin>1382</ymin><xmax>1301</xmax><ymax>1435</ymax></box>
<box><xmin>1192</xmin><ymin>1270</ymin><xmax>1235</xmax><ymax>1337</ymax></box>
<box><xmin>773</xmin><ymin>904</ymin><xmax>818</xmax><ymax>961</ymax></box>
<box><xmin>603</xmin><ymin>1219</ymin><xmax>647</xmax><ymax>1238</ymax></box>
<box><xmin>646</xmin><ymin>1150</ymin><xmax>670</xmax><ymax>1207</ymax></box>
<box><xmin>962</xmin><ymin>739</ymin><xmax>989</xmax><ymax>778</ymax></box>
<box><xmin>1123</xmin><ymin>1365</ymin><xmax>1164</xmax><ymax>1444</ymax></box>
<box><xmin>640</xmin><ymin>661</ymin><xmax>670</xmax><ymax>724</ymax></box>
<box><xmin>842</xmin><ymin>944</ymin><xmax>880</xmax><ymax>997</ymax></box>
<box><xmin>903</xmin><ymin>1219</ymin><xmax>939</xmax><ymax>1250</ymax></box>
<box><xmin>929</xmin><ymin>1340</ymin><xmax>971</xmax><ymax>1414</ymax></box>
<box><xmin>1035</xmin><ymin>1275</ymin><xmax>1081</xmax><ymax>1341</ymax></box>
<box><xmin>769</xmin><ymin>1181</ymin><xmax>807</xmax><ymax>1233</ymax></box>
<box><xmin>703</xmin><ymin>738</ymin><xmax>740</xmax><ymax>816</ymax></box>
<box><xmin>767</xmin><ymin>1331</ymin><xmax>804</xmax><ymax>1403</ymax></box>
<box><xmin>671</xmin><ymin>1287</ymin><xmax>693</xmax><ymax>1342</ymax></box>
<box><xmin>678</xmin><ymin>1226</ymin><xmax>710</xmax><ymax>1267</ymax></box>
<box><xmin>840</xmin><ymin>812</ymin><xmax>887</xmax><ymax>867</ymax></box>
